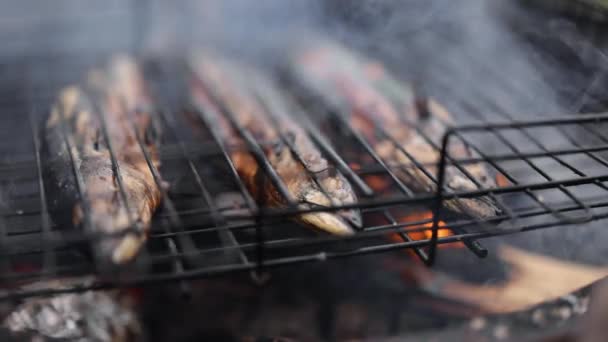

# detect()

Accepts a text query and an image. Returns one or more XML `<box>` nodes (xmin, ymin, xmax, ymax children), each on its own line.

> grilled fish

<box><xmin>2</xmin><ymin>277</ymin><xmax>142</xmax><ymax>342</ymax></box>
<box><xmin>286</xmin><ymin>40</ymin><xmax>501</xmax><ymax>221</ymax></box>
<box><xmin>189</xmin><ymin>52</ymin><xmax>361</xmax><ymax>235</ymax></box>
<box><xmin>43</xmin><ymin>55</ymin><xmax>162</xmax><ymax>265</ymax></box>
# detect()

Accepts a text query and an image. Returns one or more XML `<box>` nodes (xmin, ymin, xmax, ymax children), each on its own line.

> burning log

<box><xmin>579</xmin><ymin>279</ymin><xmax>608</xmax><ymax>342</ymax></box>
<box><xmin>412</xmin><ymin>246</ymin><xmax>608</xmax><ymax>313</ymax></box>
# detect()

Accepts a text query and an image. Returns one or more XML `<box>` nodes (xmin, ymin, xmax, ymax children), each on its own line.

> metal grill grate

<box><xmin>2</xmin><ymin>55</ymin><xmax>608</xmax><ymax>300</ymax></box>
<box><xmin>2</xmin><ymin>0</ymin><xmax>608</xmax><ymax>300</ymax></box>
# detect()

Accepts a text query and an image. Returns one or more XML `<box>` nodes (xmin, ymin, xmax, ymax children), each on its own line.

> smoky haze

<box><xmin>145</xmin><ymin>0</ymin><xmax>573</xmax><ymax>122</ymax></box>
<box><xmin>1</xmin><ymin>0</ymin><xmax>607</xmax><ymax>266</ymax></box>
<box><xmin>0</xmin><ymin>0</ymin><xmax>576</xmax><ymax>119</ymax></box>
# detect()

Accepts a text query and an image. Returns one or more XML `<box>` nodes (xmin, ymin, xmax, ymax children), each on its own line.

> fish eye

<box><xmin>271</xmin><ymin>139</ymin><xmax>283</xmax><ymax>155</ymax></box>
<box><xmin>285</xmin><ymin>132</ymin><xmax>296</xmax><ymax>145</ymax></box>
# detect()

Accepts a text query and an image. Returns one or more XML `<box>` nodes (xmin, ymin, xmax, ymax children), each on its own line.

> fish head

<box><xmin>80</xmin><ymin>200</ymin><xmax>145</xmax><ymax>266</ymax></box>
<box><xmin>298</xmin><ymin>180</ymin><xmax>362</xmax><ymax>236</ymax></box>
<box><xmin>75</xmin><ymin>158</ymin><xmax>147</xmax><ymax>266</ymax></box>
<box><xmin>443</xmin><ymin>196</ymin><xmax>502</xmax><ymax>221</ymax></box>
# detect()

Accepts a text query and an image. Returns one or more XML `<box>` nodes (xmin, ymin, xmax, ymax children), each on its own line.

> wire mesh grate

<box><xmin>2</xmin><ymin>0</ymin><xmax>608</xmax><ymax>300</ymax></box>
<box><xmin>2</xmin><ymin>52</ymin><xmax>608</xmax><ymax>301</ymax></box>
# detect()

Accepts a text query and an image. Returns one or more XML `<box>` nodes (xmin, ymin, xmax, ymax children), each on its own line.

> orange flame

<box><xmin>350</xmin><ymin>162</ymin><xmax>464</xmax><ymax>254</ymax></box>
<box><xmin>389</xmin><ymin>211</ymin><xmax>464</xmax><ymax>254</ymax></box>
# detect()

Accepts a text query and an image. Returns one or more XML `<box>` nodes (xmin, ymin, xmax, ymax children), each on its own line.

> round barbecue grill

<box><xmin>2</xmin><ymin>0</ymin><xmax>608</xmax><ymax>340</ymax></box>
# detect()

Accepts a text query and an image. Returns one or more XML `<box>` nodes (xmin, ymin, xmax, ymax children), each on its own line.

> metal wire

<box><xmin>3</xmin><ymin>72</ymin><xmax>608</xmax><ymax>296</ymax></box>
<box><xmin>2</xmin><ymin>5</ymin><xmax>608</xmax><ymax>297</ymax></box>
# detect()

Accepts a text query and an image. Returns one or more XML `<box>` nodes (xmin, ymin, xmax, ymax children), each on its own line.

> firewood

<box><xmin>414</xmin><ymin>245</ymin><xmax>608</xmax><ymax>313</ymax></box>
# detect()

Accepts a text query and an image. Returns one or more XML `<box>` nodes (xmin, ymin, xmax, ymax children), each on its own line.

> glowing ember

<box><xmin>127</xmin><ymin>288</ymin><xmax>144</xmax><ymax>304</ymax></box>
<box><xmin>349</xmin><ymin>162</ymin><xmax>392</xmax><ymax>192</ymax></box>
<box><xmin>365</xmin><ymin>175</ymin><xmax>390</xmax><ymax>193</ymax></box>
<box><xmin>496</xmin><ymin>173</ymin><xmax>511</xmax><ymax>187</ymax></box>
<box><xmin>12</xmin><ymin>263</ymin><xmax>39</xmax><ymax>274</ymax></box>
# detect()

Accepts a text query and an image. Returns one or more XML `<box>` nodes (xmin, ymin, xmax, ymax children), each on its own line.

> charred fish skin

<box><xmin>286</xmin><ymin>40</ymin><xmax>502</xmax><ymax>221</ymax></box>
<box><xmin>243</xmin><ymin>64</ymin><xmax>363</xmax><ymax>231</ymax></box>
<box><xmin>42</xmin><ymin>86</ymin><xmax>100</xmax><ymax>264</ymax></box>
<box><xmin>189</xmin><ymin>51</ymin><xmax>361</xmax><ymax>236</ymax></box>
<box><xmin>42</xmin><ymin>56</ymin><xmax>162</xmax><ymax>266</ymax></box>
<box><xmin>2</xmin><ymin>277</ymin><xmax>142</xmax><ymax>342</ymax></box>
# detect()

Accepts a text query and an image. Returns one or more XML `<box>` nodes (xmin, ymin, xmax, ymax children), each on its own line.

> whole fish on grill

<box><xmin>2</xmin><ymin>277</ymin><xmax>142</xmax><ymax>342</ymax></box>
<box><xmin>285</xmin><ymin>40</ymin><xmax>501</xmax><ymax>221</ymax></box>
<box><xmin>43</xmin><ymin>55</ymin><xmax>162</xmax><ymax>265</ymax></box>
<box><xmin>189</xmin><ymin>52</ymin><xmax>361</xmax><ymax>235</ymax></box>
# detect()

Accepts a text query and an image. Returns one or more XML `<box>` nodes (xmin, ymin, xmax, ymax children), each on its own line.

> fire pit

<box><xmin>2</xmin><ymin>0</ymin><xmax>608</xmax><ymax>341</ymax></box>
